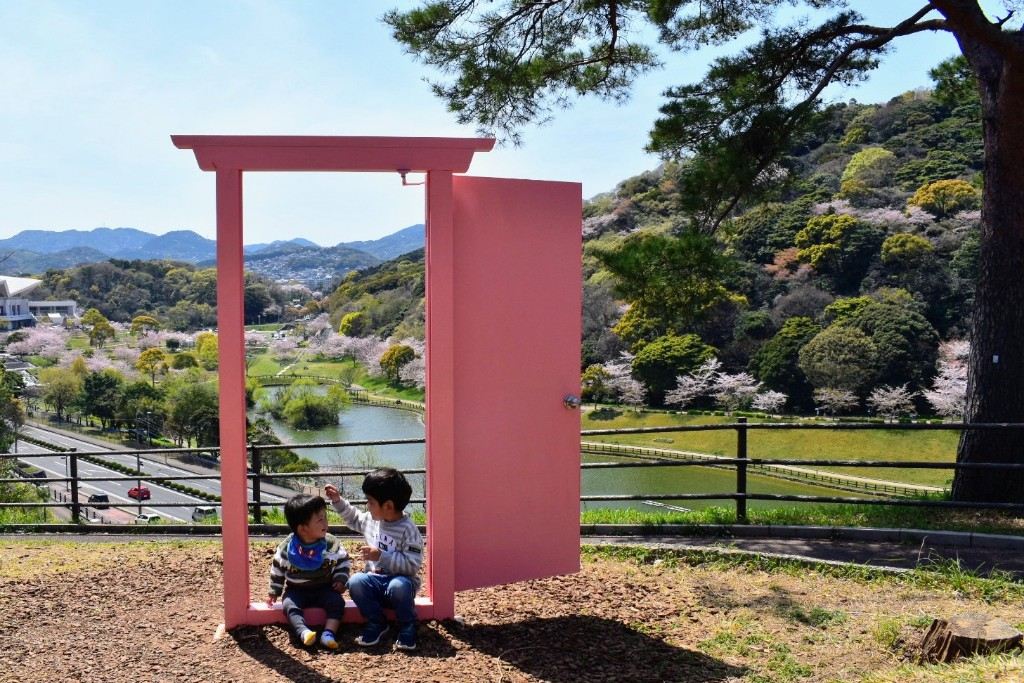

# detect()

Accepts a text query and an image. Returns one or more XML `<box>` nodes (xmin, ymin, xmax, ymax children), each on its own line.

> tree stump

<box><xmin>919</xmin><ymin>613</ymin><xmax>1023</xmax><ymax>663</ymax></box>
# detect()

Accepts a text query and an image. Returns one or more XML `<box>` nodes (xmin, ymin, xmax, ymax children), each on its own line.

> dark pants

<box><xmin>282</xmin><ymin>584</ymin><xmax>345</xmax><ymax>633</ymax></box>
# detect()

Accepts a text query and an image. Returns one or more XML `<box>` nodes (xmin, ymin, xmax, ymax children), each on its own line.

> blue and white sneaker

<box><xmin>394</xmin><ymin>622</ymin><xmax>417</xmax><ymax>651</ymax></box>
<box><xmin>355</xmin><ymin>621</ymin><xmax>389</xmax><ymax>647</ymax></box>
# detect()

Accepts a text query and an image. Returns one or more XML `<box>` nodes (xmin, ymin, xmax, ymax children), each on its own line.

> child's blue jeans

<box><xmin>282</xmin><ymin>584</ymin><xmax>345</xmax><ymax>633</ymax></box>
<box><xmin>348</xmin><ymin>572</ymin><xmax>417</xmax><ymax>625</ymax></box>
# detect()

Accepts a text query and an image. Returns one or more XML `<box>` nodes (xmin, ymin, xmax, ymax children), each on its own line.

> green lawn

<box><xmin>582</xmin><ymin>410</ymin><xmax>959</xmax><ymax>488</ymax></box>
<box><xmin>247</xmin><ymin>354</ymin><xmax>283</xmax><ymax>377</ymax></box>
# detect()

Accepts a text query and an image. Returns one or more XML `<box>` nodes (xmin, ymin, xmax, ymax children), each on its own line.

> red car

<box><xmin>128</xmin><ymin>486</ymin><xmax>151</xmax><ymax>500</ymax></box>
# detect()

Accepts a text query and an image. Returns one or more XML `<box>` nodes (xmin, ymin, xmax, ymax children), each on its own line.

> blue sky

<box><xmin>0</xmin><ymin>1</ymin><xmax>991</xmax><ymax>247</ymax></box>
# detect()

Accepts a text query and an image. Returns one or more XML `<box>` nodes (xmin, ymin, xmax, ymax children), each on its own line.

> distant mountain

<box><xmin>0</xmin><ymin>225</ymin><xmax>415</xmax><ymax>276</ymax></box>
<box><xmin>338</xmin><ymin>224</ymin><xmax>424</xmax><ymax>260</ymax></box>
<box><xmin>0</xmin><ymin>228</ymin><xmax>154</xmax><ymax>255</ymax></box>
<box><xmin>246</xmin><ymin>238</ymin><xmax>320</xmax><ymax>254</ymax></box>
<box><xmin>240</xmin><ymin>244</ymin><xmax>380</xmax><ymax>288</ymax></box>
<box><xmin>1</xmin><ymin>247</ymin><xmax>113</xmax><ymax>275</ymax></box>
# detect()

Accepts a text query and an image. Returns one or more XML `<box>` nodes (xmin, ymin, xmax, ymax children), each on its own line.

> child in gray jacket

<box><xmin>325</xmin><ymin>467</ymin><xmax>423</xmax><ymax>651</ymax></box>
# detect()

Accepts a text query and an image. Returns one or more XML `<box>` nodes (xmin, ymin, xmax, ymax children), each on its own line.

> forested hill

<box><xmin>33</xmin><ymin>260</ymin><xmax>300</xmax><ymax>330</ymax></box>
<box><xmin>325</xmin><ymin>56</ymin><xmax>982</xmax><ymax>413</ymax></box>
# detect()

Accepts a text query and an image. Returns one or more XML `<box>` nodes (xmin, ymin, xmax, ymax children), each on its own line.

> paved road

<box><xmin>15</xmin><ymin>424</ymin><xmax>285</xmax><ymax>523</ymax></box>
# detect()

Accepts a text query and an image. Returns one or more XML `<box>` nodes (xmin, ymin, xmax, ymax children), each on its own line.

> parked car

<box><xmin>128</xmin><ymin>486</ymin><xmax>151</xmax><ymax>500</ymax></box>
<box><xmin>133</xmin><ymin>513</ymin><xmax>162</xmax><ymax>524</ymax></box>
<box><xmin>87</xmin><ymin>493</ymin><xmax>110</xmax><ymax>510</ymax></box>
<box><xmin>191</xmin><ymin>506</ymin><xmax>218</xmax><ymax>522</ymax></box>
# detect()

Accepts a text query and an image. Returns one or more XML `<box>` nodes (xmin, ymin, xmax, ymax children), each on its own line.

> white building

<box><xmin>0</xmin><ymin>276</ymin><xmax>79</xmax><ymax>330</ymax></box>
<box><xmin>0</xmin><ymin>276</ymin><xmax>40</xmax><ymax>330</ymax></box>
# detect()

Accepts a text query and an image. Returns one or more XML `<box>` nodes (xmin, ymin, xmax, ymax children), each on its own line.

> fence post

<box><xmin>69</xmin><ymin>452</ymin><xmax>80</xmax><ymax>523</ymax></box>
<box><xmin>251</xmin><ymin>444</ymin><xmax>262</xmax><ymax>524</ymax></box>
<box><xmin>736</xmin><ymin>417</ymin><xmax>748</xmax><ymax>524</ymax></box>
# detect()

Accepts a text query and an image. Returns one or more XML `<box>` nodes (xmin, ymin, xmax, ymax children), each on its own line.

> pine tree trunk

<box><xmin>953</xmin><ymin>47</ymin><xmax>1024</xmax><ymax>503</ymax></box>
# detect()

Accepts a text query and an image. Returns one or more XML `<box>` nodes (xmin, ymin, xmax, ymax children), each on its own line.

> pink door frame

<box><xmin>172</xmin><ymin>136</ymin><xmax>581</xmax><ymax>629</ymax></box>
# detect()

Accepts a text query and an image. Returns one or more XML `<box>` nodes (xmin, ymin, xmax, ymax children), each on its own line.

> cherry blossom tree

<box><xmin>867</xmin><ymin>384</ymin><xmax>917</xmax><ymax>420</ymax></box>
<box><xmin>305</xmin><ymin>314</ymin><xmax>332</xmax><ymax>343</ymax></box>
<box><xmin>244</xmin><ymin>331</ymin><xmax>266</xmax><ymax>347</ymax></box>
<box><xmin>712</xmin><ymin>371</ymin><xmax>762</xmax><ymax>412</ymax></box>
<box><xmin>6</xmin><ymin>327</ymin><xmax>68</xmax><ymax>360</ymax></box>
<box><xmin>813</xmin><ymin>388</ymin><xmax>859</xmax><ymax>417</ymax></box>
<box><xmin>663</xmin><ymin>357</ymin><xmax>722</xmax><ymax>408</ymax></box>
<box><xmin>398</xmin><ymin>355</ymin><xmax>426</xmax><ymax>390</ymax></box>
<box><xmin>752</xmin><ymin>391</ymin><xmax>788</xmax><ymax>415</ymax></box>
<box><xmin>137</xmin><ymin>331</ymin><xmax>168</xmax><ymax>350</ymax></box>
<box><xmin>270</xmin><ymin>337</ymin><xmax>299</xmax><ymax>361</ymax></box>
<box><xmin>923</xmin><ymin>340</ymin><xmax>969</xmax><ymax>419</ymax></box>
<box><xmin>617</xmin><ymin>378</ymin><xmax>647</xmax><ymax>412</ymax></box>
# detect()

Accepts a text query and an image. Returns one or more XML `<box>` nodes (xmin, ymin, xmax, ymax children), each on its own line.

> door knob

<box><xmin>563</xmin><ymin>395</ymin><xmax>582</xmax><ymax>410</ymax></box>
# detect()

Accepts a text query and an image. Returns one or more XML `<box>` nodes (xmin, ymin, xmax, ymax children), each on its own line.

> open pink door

<box><xmin>447</xmin><ymin>176</ymin><xmax>582</xmax><ymax>590</ymax></box>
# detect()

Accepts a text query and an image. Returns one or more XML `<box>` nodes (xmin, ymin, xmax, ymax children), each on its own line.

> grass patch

<box><xmin>582</xmin><ymin>411</ymin><xmax>959</xmax><ymax>488</ymax></box>
<box><xmin>247</xmin><ymin>354</ymin><xmax>283</xmax><ymax>377</ymax></box>
<box><xmin>582</xmin><ymin>545</ymin><xmax>1024</xmax><ymax>602</ymax></box>
<box><xmin>579</xmin><ymin>505</ymin><xmax>1024</xmax><ymax>536</ymax></box>
<box><xmin>862</xmin><ymin>652</ymin><xmax>1024</xmax><ymax>682</ymax></box>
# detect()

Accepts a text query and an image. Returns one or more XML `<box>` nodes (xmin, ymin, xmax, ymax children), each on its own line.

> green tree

<box><xmin>881</xmin><ymin>233</ymin><xmax>934</xmax><ymax>267</ymax></box>
<box><xmin>80</xmin><ymin>370</ymin><xmax>124</xmax><ymax>430</ymax></box>
<box><xmin>749</xmin><ymin>317</ymin><xmax>820</xmax><ymax>410</ymax></box>
<box><xmin>798</xmin><ymin>325</ymin><xmax>879</xmax><ymax>394</ymax></box>
<box><xmin>843</xmin><ymin>290</ymin><xmax>940</xmax><ymax>391</ymax></box>
<box><xmin>794</xmin><ymin>214</ymin><xmax>884</xmax><ymax>292</ymax></box>
<box><xmin>581</xmin><ymin>364</ymin><xmax>616</xmax><ymax>404</ymax></box>
<box><xmin>379</xmin><ymin>344</ymin><xmax>416</xmax><ymax>385</ymax></box>
<box><xmin>40</xmin><ymin>368</ymin><xmax>85</xmax><ymax>423</ymax></box>
<box><xmin>838</xmin><ymin>147</ymin><xmax>897</xmax><ymax>202</ymax></box>
<box><xmin>170</xmin><ymin>352</ymin><xmax>198</xmax><ymax>370</ymax></box>
<box><xmin>595</xmin><ymin>231</ymin><xmax>743</xmax><ymax>346</ymax></box>
<box><xmin>631</xmin><ymin>334</ymin><xmax>715</xmax><ymax>406</ymax></box>
<box><xmin>129</xmin><ymin>315</ymin><xmax>161</xmax><ymax>336</ymax></box>
<box><xmin>195</xmin><ymin>332</ymin><xmax>219</xmax><ymax>370</ymax></box>
<box><xmin>387</xmin><ymin>0</ymin><xmax>1024</xmax><ymax>501</ymax></box>
<box><xmin>135</xmin><ymin>348</ymin><xmax>166</xmax><ymax>386</ymax></box>
<box><xmin>81</xmin><ymin>308</ymin><xmax>115</xmax><ymax>347</ymax></box>
<box><xmin>907</xmin><ymin>178</ymin><xmax>981</xmax><ymax>218</ymax></box>
<box><xmin>165</xmin><ymin>377</ymin><xmax>219</xmax><ymax>447</ymax></box>
<box><xmin>339</xmin><ymin>311</ymin><xmax>369</xmax><ymax>336</ymax></box>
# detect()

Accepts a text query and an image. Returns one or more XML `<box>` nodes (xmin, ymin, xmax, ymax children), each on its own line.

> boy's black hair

<box><xmin>284</xmin><ymin>494</ymin><xmax>327</xmax><ymax>532</ymax></box>
<box><xmin>362</xmin><ymin>468</ymin><xmax>412</xmax><ymax>512</ymax></box>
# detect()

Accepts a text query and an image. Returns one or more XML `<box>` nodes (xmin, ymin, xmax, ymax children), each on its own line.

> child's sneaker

<box><xmin>355</xmin><ymin>621</ymin><xmax>389</xmax><ymax>647</ymax></box>
<box><xmin>300</xmin><ymin>629</ymin><xmax>317</xmax><ymax>647</ymax></box>
<box><xmin>394</xmin><ymin>622</ymin><xmax>417</xmax><ymax>651</ymax></box>
<box><xmin>320</xmin><ymin>629</ymin><xmax>338</xmax><ymax>650</ymax></box>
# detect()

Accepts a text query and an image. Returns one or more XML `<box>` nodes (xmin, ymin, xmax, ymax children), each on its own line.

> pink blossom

<box><xmin>398</xmin><ymin>356</ymin><xmax>426</xmax><ymax>389</ymax></box>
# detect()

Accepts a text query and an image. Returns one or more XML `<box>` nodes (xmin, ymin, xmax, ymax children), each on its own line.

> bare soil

<box><xmin>0</xmin><ymin>539</ymin><xmax>1021</xmax><ymax>682</ymax></box>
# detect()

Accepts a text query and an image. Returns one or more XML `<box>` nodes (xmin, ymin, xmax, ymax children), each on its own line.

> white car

<box><xmin>133</xmin><ymin>513</ymin><xmax>162</xmax><ymax>524</ymax></box>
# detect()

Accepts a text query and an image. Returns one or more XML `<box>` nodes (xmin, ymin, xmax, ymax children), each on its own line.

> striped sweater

<box><xmin>331</xmin><ymin>497</ymin><xmax>424</xmax><ymax>591</ymax></box>
<box><xmin>268</xmin><ymin>532</ymin><xmax>351</xmax><ymax>598</ymax></box>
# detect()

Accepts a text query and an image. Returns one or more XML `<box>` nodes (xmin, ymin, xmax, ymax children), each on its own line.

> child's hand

<box><xmin>359</xmin><ymin>545</ymin><xmax>381</xmax><ymax>561</ymax></box>
<box><xmin>324</xmin><ymin>484</ymin><xmax>341</xmax><ymax>503</ymax></box>
<box><xmin>332</xmin><ymin>581</ymin><xmax>346</xmax><ymax>594</ymax></box>
<box><xmin>267</xmin><ymin>593</ymin><xmax>278</xmax><ymax>607</ymax></box>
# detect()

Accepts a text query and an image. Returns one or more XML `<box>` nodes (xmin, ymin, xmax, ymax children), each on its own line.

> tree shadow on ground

<box><xmin>454</xmin><ymin>615</ymin><xmax>746</xmax><ymax>682</ymax></box>
<box><xmin>231</xmin><ymin>626</ymin><xmax>338</xmax><ymax>683</ymax></box>
<box><xmin>588</xmin><ymin>408</ymin><xmax>623</xmax><ymax>421</ymax></box>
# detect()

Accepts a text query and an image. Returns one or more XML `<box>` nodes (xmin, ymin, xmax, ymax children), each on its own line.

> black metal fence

<box><xmin>3</xmin><ymin>419</ymin><xmax>1024</xmax><ymax>529</ymax></box>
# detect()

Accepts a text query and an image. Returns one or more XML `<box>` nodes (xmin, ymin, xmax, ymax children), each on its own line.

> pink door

<box><xmin>447</xmin><ymin>176</ymin><xmax>582</xmax><ymax>590</ymax></box>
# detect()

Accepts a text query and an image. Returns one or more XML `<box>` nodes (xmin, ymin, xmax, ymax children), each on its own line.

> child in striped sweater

<box><xmin>325</xmin><ymin>468</ymin><xmax>424</xmax><ymax>651</ymax></box>
<box><xmin>267</xmin><ymin>494</ymin><xmax>351</xmax><ymax>650</ymax></box>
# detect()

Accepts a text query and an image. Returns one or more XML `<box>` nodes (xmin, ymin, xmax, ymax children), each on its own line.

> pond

<box><xmin>253</xmin><ymin>387</ymin><xmax>858</xmax><ymax>513</ymax></box>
